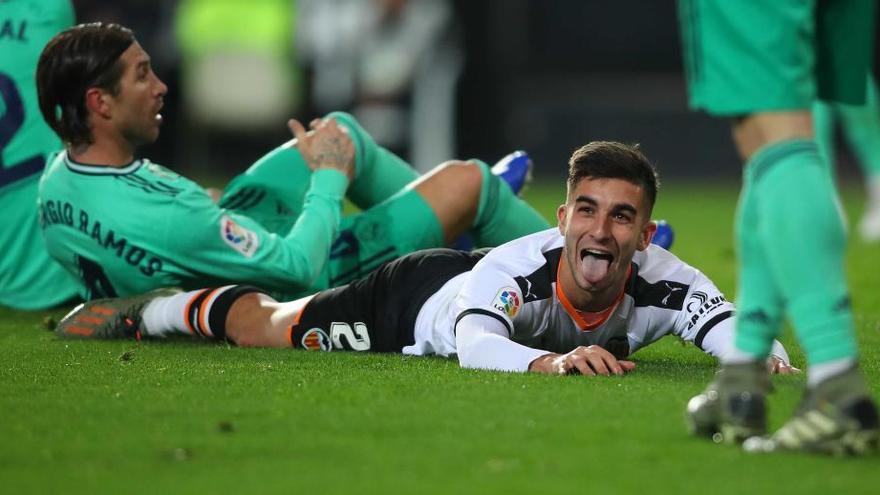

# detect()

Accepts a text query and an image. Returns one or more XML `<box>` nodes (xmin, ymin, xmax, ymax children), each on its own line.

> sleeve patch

<box><xmin>220</xmin><ymin>215</ymin><xmax>259</xmax><ymax>257</ymax></box>
<box><xmin>492</xmin><ymin>287</ymin><xmax>521</xmax><ymax>318</ymax></box>
<box><xmin>685</xmin><ymin>291</ymin><xmax>728</xmax><ymax>330</ymax></box>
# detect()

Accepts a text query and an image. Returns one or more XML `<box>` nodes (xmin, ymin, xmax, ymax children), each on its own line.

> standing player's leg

<box><xmin>680</xmin><ymin>0</ymin><xmax>879</xmax><ymax>454</ymax></box>
<box><xmin>686</xmin><ymin>149</ymin><xmax>782</xmax><ymax>443</ymax></box>
<box><xmin>741</xmin><ymin>120</ymin><xmax>878</xmax><ymax>454</ymax></box>
<box><xmin>814</xmin><ymin>75</ymin><xmax>880</xmax><ymax>241</ymax></box>
<box><xmin>836</xmin><ymin>77</ymin><xmax>880</xmax><ymax>241</ymax></box>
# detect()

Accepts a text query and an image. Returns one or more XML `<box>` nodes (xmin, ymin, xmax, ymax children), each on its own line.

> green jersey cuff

<box><xmin>310</xmin><ymin>169</ymin><xmax>349</xmax><ymax>200</ymax></box>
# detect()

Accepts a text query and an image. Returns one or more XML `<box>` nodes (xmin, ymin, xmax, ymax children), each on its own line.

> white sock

<box><xmin>141</xmin><ymin>290</ymin><xmax>205</xmax><ymax>337</ymax></box>
<box><xmin>807</xmin><ymin>358</ymin><xmax>856</xmax><ymax>387</ymax></box>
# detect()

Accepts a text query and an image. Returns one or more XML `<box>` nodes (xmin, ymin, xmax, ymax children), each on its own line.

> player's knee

<box><xmin>733</xmin><ymin>112</ymin><xmax>814</xmax><ymax>159</ymax></box>
<box><xmin>224</xmin><ymin>292</ymin><xmax>281</xmax><ymax>347</ymax></box>
<box><xmin>325</xmin><ymin>111</ymin><xmax>364</xmax><ymax>135</ymax></box>
<box><xmin>435</xmin><ymin>160</ymin><xmax>483</xmax><ymax>204</ymax></box>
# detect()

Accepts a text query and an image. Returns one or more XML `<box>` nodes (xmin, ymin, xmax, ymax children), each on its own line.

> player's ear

<box><xmin>637</xmin><ymin>219</ymin><xmax>657</xmax><ymax>250</ymax></box>
<box><xmin>557</xmin><ymin>204</ymin><xmax>568</xmax><ymax>235</ymax></box>
<box><xmin>85</xmin><ymin>87</ymin><xmax>112</xmax><ymax>119</ymax></box>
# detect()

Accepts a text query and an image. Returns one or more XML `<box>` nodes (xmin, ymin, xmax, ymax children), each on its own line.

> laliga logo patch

<box><xmin>220</xmin><ymin>215</ymin><xmax>259</xmax><ymax>257</ymax></box>
<box><xmin>301</xmin><ymin>328</ymin><xmax>331</xmax><ymax>351</ymax></box>
<box><xmin>492</xmin><ymin>287</ymin><xmax>521</xmax><ymax>318</ymax></box>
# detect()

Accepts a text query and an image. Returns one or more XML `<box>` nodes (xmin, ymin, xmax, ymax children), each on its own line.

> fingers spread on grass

<box><xmin>586</xmin><ymin>354</ymin><xmax>611</xmax><ymax>376</ymax></box>
<box><xmin>571</xmin><ymin>356</ymin><xmax>595</xmax><ymax>376</ymax></box>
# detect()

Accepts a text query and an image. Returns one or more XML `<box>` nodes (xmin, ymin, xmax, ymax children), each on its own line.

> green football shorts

<box><xmin>220</xmin><ymin>149</ymin><xmax>443</xmax><ymax>297</ymax></box>
<box><xmin>679</xmin><ymin>0</ymin><xmax>876</xmax><ymax>115</ymax></box>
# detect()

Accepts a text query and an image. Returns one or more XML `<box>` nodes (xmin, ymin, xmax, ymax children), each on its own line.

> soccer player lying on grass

<box><xmin>34</xmin><ymin>22</ymin><xmax>549</xmax><ymax>303</ymax></box>
<box><xmin>58</xmin><ymin>141</ymin><xmax>796</xmax><ymax>376</ymax></box>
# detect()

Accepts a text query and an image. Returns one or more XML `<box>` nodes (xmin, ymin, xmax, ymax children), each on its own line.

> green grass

<box><xmin>2</xmin><ymin>182</ymin><xmax>880</xmax><ymax>494</ymax></box>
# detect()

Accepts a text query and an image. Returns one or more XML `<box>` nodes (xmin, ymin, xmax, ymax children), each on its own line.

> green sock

<box><xmin>836</xmin><ymin>76</ymin><xmax>880</xmax><ymax>178</ymax></box>
<box><xmin>745</xmin><ymin>139</ymin><xmax>857</xmax><ymax>365</ymax></box>
<box><xmin>731</xmin><ymin>166</ymin><xmax>785</xmax><ymax>359</ymax></box>
<box><xmin>326</xmin><ymin>112</ymin><xmax>419</xmax><ymax>209</ymax></box>
<box><xmin>470</xmin><ymin>160</ymin><xmax>551</xmax><ymax>247</ymax></box>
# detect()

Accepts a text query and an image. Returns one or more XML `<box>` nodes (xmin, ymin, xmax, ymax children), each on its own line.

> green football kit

<box><xmin>0</xmin><ymin>0</ymin><xmax>78</xmax><ymax>309</ymax></box>
<box><xmin>39</xmin><ymin>112</ymin><xmax>550</xmax><ymax>300</ymax></box>
<box><xmin>678</xmin><ymin>0</ymin><xmax>876</xmax><ymax>367</ymax></box>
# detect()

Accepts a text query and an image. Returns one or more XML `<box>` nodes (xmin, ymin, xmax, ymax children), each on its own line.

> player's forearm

<box><xmin>455</xmin><ymin>315</ymin><xmax>547</xmax><ymax>372</ymax></box>
<box><xmin>700</xmin><ymin>321</ymin><xmax>791</xmax><ymax>365</ymax></box>
<box><xmin>276</xmin><ymin>169</ymin><xmax>348</xmax><ymax>288</ymax></box>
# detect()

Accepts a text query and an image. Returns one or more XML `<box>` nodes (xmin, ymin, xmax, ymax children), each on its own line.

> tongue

<box><xmin>581</xmin><ymin>256</ymin><xmax>610</xmax><ymax>283</ymax></box>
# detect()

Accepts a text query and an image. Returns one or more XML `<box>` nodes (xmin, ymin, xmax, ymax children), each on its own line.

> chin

<box><xmin>143</xmin><ymin>129</ymin><xmax>161</xmax><ymax>144</ymax></box>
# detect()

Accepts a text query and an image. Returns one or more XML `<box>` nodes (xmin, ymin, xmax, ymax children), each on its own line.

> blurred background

<box><xmin>72</xmin><ymin>0</ymin><xmax>877</xmax><ymax>184</ymax></box>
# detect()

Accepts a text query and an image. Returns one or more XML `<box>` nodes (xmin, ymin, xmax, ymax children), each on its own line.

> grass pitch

<box><xmin>2</xmin><ymin>182</ymin><xmax>880</xmax><ymax>494</ymax></box>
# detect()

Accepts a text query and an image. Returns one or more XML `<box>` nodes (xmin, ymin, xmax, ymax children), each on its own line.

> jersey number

<box><xmin>0</xmin><ymin>72</ymin><xmax>47</xmax><ymax>188</ymax></box>
<box><xmin>75</xmin><ymin>255</ymin><xmax>118</xmax><ymax>300</ymax></box>
<box><xmin>330</xmin><ymin>322</ymin><xmax>371</xmax><ymax>351</ymax></box>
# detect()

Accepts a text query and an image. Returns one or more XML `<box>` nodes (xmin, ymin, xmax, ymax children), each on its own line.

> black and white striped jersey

<box><xmin>404</xmin><ymin>228</ymin><xmax>744</xmax><ymax>372</ymax></box>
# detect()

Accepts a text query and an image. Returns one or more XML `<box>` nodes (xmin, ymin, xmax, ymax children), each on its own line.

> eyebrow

<box><xmin>134</xmin><ymin>57</ymin><xmax>151</xmax><ymax>72</ymax></box>
<box><xmin>574</xmin><ymin>195</ymin><xmax>638</xmax><ymax>215</ymax></box>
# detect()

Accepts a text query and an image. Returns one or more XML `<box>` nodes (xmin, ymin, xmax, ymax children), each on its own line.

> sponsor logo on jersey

<box><xmin>686</xmin><ymin>293</ymin><xmax>729</xmax><ymax>330</ymax></box>
<box><xmin>301</xmin><ymin>328</ymin><xmax>331</xmax><ymax>351</ymax></box>
<box><xmin>662</xmin><ymin>282</ymin><xmax>684</xmax><ymax>306</ymax></box>
<box><xmin>686</xmin><ymin>291</ymin><xmax>708</xmax><ymax>312</ymax></box>
<box><xmin>220</xmin><ymin>215</ymin><xmax>259</xmax><ymax>257</ymax></box>
<box><xmin>492</xmin><ymin>287</ymin><xmax>521</xmax><ymax>318</ymax></box>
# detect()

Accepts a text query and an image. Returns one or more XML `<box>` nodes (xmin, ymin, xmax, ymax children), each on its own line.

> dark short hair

<box><xmin>36</xmin><ymin>23</ymin><xmax>135</xmax><ymax>147</ymax></box>
<box><xmin>567</xmin><ymin>141</ymin><xmax>660</xmax><ymax>213</ymax></box>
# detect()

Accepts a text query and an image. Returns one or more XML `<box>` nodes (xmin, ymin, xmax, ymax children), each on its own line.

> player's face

<box><xmin>557</xmin><ymin>177</ymin><xmax>656</xmax><ymax>306</ymax></box>
<box><xmin>108</xmin><ymin>42</ymin><xmax>167</xmax><ymax>146</ymax></box>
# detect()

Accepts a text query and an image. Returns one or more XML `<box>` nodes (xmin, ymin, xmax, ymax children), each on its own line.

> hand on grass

<box><xmin>767</xmin><ymin>354</ymin><xmax>800</xmax><ymax>375</ymax></box>
<box><xmin>528</xmin><ymin>345</ymin><xmax>636</xmax><ymax>376</ymax></box>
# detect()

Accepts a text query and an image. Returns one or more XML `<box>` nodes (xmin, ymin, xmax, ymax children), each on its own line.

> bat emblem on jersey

<box><xmin>301</xmin><ymin>328</ymin><xmax>332</xmax><ymax>351</ymax></box>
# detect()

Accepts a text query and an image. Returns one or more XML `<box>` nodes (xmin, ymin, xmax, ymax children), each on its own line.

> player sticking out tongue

<box><xmin>580</xmin><ymin>249</ymin><xmax>613</xmax><ymax>284</ymax></box>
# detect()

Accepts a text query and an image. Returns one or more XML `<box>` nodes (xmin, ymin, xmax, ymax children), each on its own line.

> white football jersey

<box><xmin>404</xmin><ymin>228</ymin><xmax>739</xmax><ymax>371</ymax></box>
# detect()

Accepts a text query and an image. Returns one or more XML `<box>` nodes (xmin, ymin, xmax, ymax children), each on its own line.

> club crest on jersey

<box><xmin>301</xmin><ymin>328</ymin><xmax>331</xmax><ymax>351</ymax></box>
<box><xmin>220</xmin><ymin>215</ymin><xmax>259</xmax><ymax>257</ymax></box>
<box><xmin>492</xmin><ymin>287</ymin><xmax>521</xmax><ymax>318</ymax></box>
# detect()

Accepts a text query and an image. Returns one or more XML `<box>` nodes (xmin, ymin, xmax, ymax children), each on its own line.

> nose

<box><xmin>588</xmin><ymin>216</ymin><xmax>612</xmax><ymax>241</ymax></box>
<box><xmin>153</xmin><ymin>74</ymin><xmax>168</xmax><ymax>97</ymax></box>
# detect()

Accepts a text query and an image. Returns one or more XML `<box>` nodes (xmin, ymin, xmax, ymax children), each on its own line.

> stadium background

<box><xmin>72</xmin><ymin>0</ymin><xmax>877</xmax><ymax>184</ymax></box>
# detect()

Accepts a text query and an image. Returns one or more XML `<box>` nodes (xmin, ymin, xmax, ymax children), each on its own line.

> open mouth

<box><xmin>579</xmin><ymin>248</ymin><xmax>614</xmax><ymax>283</ymax></box>
<box><xmin>580</xmin><ymin>248</ymin><xmax>614</xmax><ymax>263</ymax></box>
